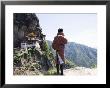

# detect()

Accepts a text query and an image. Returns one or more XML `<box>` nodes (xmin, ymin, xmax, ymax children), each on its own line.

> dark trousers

<box><xmin>56</xmin><ymin>64</ymin><xmax>64</xmax><ymax>75</ymax></box>
<box><xmin>56</xmin><ymin>51</ymin><xmax>64</xmax><ymax>75</ymax></box>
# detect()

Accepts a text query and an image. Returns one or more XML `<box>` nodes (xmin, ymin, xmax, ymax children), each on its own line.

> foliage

<box><xmin>43</xmin><ymin>41</ymin><xmax>54</xmax><ymax>60</ymax></box>
<box><xmin>90</xmin><ymin>64</ymin><xmax>97</xmax><ymax>68</ymax></box>
<box><xmin>65</xmin><ymin>59</ymin><xmax>76</xmax><ymax>69</ymax></box>
<box><xmin>14</xmin><ymin>49</ymin><xmax>25</xmax><ymax>66</ymax></box>
<box><xmin>44</xmin><ymin>67</ymin><xmax>57</xmax><ymax>75</ymax></box>
<box><xmin>43</xmin><ymin>41</ymin><xmax>50</xmax><ymax>54</ymax></box>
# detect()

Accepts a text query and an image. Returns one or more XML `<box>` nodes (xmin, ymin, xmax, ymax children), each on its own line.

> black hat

<box><xmin>58</xmin><ymin>28</ymin><xmax>63</xmax><ymax>33</ymax></box>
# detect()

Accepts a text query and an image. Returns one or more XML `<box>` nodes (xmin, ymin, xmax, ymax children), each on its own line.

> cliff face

<box><xmin>13</xmin><ymin>13</ymin><xmax>43</xmax><ymax>48</ymax></box>
<box><xmin>13</xmin><ymin>13</ymin><xmax>55</xmax><ymax>75</ymax></box>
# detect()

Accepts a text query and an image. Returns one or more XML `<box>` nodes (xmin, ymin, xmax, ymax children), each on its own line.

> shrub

<box><xmin>44</xmin><ymin>68</ymin><xmax>57</xmax><ymax>75</ymax></box>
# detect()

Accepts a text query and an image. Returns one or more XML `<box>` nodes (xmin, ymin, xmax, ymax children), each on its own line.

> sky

<box><xmin>36</xmin><ymin>14</ymin><xmax>97</xmax><ymax>48</ymax></box>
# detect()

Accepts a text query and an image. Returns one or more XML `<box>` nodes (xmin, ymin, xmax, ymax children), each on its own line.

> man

<box><xmin>52</xmin><ymin>28</ymin><xmax>67</xmax><ymax>75</ymax></box>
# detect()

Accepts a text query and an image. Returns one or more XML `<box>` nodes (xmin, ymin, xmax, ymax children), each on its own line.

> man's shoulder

<box><xmin>54</xmin><ymin>35</ymin><xmax>67</xmax><ymax>40</ymax></box>
<box><xmin>54</xmin><ymin>36</ymin><xmax>57</xmax><ymax>39</ymax></box>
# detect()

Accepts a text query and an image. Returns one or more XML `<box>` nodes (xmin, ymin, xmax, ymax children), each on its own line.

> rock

<box><xmin>13</xmin><ymin>13</ymin><xmax>55</xmax><ymax>75</ymax></box>
<box><xmin>14</xmin><ymin>13</ymin><xmax>45</xmax><ymax>48</ymax></box>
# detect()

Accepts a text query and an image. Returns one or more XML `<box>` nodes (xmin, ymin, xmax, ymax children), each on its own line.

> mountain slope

<box><xmin>47</xmin><ymin>40</ymin><xmax>97</xmax><ymax>68</ymax></box>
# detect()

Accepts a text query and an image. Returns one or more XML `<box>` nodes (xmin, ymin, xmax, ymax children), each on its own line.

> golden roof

<box><xmin>27</xmin><ymin>32</ymin><xmax>36</xmax><ymax>37</ymax></box>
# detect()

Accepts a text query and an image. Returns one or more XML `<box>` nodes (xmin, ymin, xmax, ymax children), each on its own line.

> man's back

<box><xmin>52</xmin><ymin>32</ymin><xmax>67</xmax><ymax>51</ymax></box>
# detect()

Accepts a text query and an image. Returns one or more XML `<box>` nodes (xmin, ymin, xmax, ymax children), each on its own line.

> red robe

<box><xmin>52</xmin><ymin>32</ymin><xmax>67</xmax><ymax>64</ymax></box>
